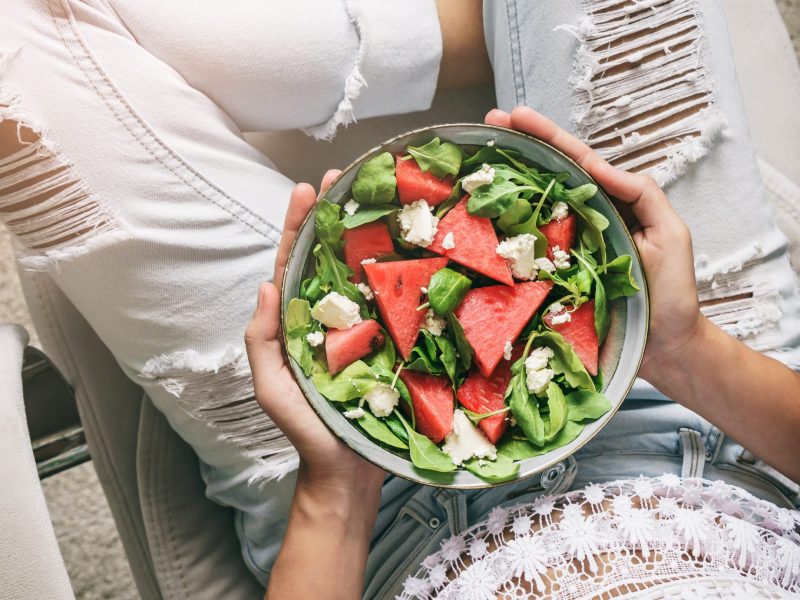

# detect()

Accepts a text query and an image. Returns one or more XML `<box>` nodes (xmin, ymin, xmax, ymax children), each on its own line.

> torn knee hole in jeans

<box><xmin>0</xmin><ymin>91</ymin><xmax>128</xmax><ymax>271</ymax></box>
<box><xmin>560</xmin><ymin>0</ymin><xmax>726</xmax><ymax>186</ymax></box>
<box><xmin>140</xmin><ymin>346</ymin><xmax>299</xmax><ymax>483</ymax></box>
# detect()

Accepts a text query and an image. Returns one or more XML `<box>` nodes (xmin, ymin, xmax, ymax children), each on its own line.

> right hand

<box><xmin>485</xmin><ymin>107</ymin><xmax>703</xmax><ymax>383</ymax></box>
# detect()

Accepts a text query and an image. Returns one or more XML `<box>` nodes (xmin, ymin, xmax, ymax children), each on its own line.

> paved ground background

<box><xmin>0</xmin><ymin>4</ymin><xmax>797</xmax><ymax>598</ymax></box>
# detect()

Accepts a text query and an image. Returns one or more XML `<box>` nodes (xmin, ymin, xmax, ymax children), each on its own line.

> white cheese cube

<box><xmin>310</xmin><ymin>292</ymin><xmax>362</xmax><ymax>330</ymax></box>
<box><xmin>356</xmin><ymin>283</ymin><xmax>374</xmax><ymax>301</ymax></box>
<box><xmin>422</xmin><ymin>309</ymin><xmax>446</xmax><ymax>336</ymax></box>
<box><xmin>496</xmin><ymin>233</ymin><xmax>538</xmax><ymax>280</ymax></box>
<box><xmin>552</xmin><ymin>245</ymin><xmax>571</xmax><ymax>270</ymax></box>
<box><xmin>364</xmin><ymin>384</ymin><xmax>400</xmax><ymax>418</ymax></box>
<box><xmin>551</xmin><ymin>201</ymin><xmax>569</xmax><ymax>221</ymax></box>
<box><xmin>462</xmin><ymin>163</ymin><xmax>496</xmax><ymax>194</ymax></box>
<box><xmin>397</xmin><ymin>199</ymin><xmax>439</xmax><ymax>247</ymax></box>
<box><xmin>443</xmin><ymin>409</ymin><xmax>497</xmax><ymax>466</ymax></box>
<box><xmin>442</xmin><ymin>231</ymin><xmax>455</xmax><ymax>249</ymax></box>
<box><xmin>343</xmin><ymin>408</ymin><xmax>366</xmax><ymax>419</ymax></box>
<box><xmin>305</xmin><ymin>331</ymin><xmax>325</xmax><ymax>347</ymax></box>
<box><xmin>343</xmin><ymin>199</ymin><xmax>360</xmax><ymax>216</ymax></box>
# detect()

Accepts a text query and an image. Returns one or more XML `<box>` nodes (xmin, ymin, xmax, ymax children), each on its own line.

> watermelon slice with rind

<box><xmin>540</xmin><ymin>213</ymin><xmax>577</xmax><ymax>261</ymax></box>
<box><xmin>543</xmin><ymin>301</ymin><xmax>599</xmax><ymax>376</ymax></box>
<box><xmin>400</xmin><ymin>370</ymin><xmax>454</xmax><ymax>444</ymax></box>
<box><xmin>454</xmin><ymin>281</ymin><xmax>553</xmax><ymax>377</ymax></box>
<box><xmin>363</xmin><ymin>257</ymin><xmax>449</xmax><ymax>360</ymax></box>
<box><xmin>396</xmin><ymin>154</ymin><xmax>454</xmax><ymax>206</ymax></box>
<box><xmin>342</xmin><ymin>221</ymin><xmax>395</xmax><ymax>284</ymax></box>
<box><xmin>428</xmin><ymin>196</ymin><xmax>513</xmax><ymax>285</ymax></box>
<box><xmin>325</xmin><ymin>319</ymin><xmax>384</xmax><ymax>375</ymax></box>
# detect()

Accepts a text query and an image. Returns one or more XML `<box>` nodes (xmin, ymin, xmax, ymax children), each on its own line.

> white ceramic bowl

<box><xmin>281</xmin><ymin>124</ymin><xmax>649</xmax><ymax>488</ymax></box>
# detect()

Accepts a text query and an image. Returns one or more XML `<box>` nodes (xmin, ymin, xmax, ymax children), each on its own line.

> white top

<box><xmin>398</xmin><ymin>476</ymin><xmax>800</xmax><ymax>599</ymax></box>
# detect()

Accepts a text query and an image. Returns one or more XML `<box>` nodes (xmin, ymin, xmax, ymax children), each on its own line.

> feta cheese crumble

<box><xmin>443</xmin><ymin>409</ymin><xmax>497</xmax><ymax>466</ymax></box>
<box><xmin>551</xmin><ymin>201</ymin><xmax>569</xmax><ymax>221</ymax></box>
<box><xmin>534</xmin><ymin>257</ymin><xmax>556</xmax><ymax>274</ymax></box>
<box><xmin>462</xmin><ymin>163</ymin><xmax>496</xmax><ymax>194</ymax></box>
<box><xmin>486</xmin><ymin>139</ymin><xmax>495</xmax><ymax>147</ymax></box>
<box><xmin>420</xmin><ymin>286</ymin><xmax>428</xmax><ymax>295</ymax></box>
<box><xmin>496</xmin><ymin>233</ymin><xmax>538</xmax><ymax>280</ymax></box>
<box><xmin>310</xmin><ymin>292</ymin><xmax>362</xmax><ymax>330</ymax></box>
<box><xmin>423</xmin><ymin>309</ymin><xmax>446</xmax><ymax>336</ymax></box>
<box><xmin>548</xmin><ymin>303</ymin><xmax>572</xmax><ymax>325</ymax></box>
<box><xmin>442</xmin><ymin>231</ymin><xmax>455</xmax><ymax>249</ymax></box>
<box><xmin>552</xmin><ymin>245</ymin><xmax>571</xmax><ymax>270</ymax></box>
<box><xmin>360</xmin><ymin>257</ymin><xmax>377</xmax><ymax>265</ymax></box>
<box><xmin>356</xmin><ymin>282</ymin><xmax>373</xmax><ymax>301</ymax></box>
<box><xmin>503</xmin><ymin>340</ymin><xmax>513</xmax><ymax>361</ymax></box>
<box><xmin>364</xmin><ymin>384</ymin><xmax>399</xmax><ymax>418</ymax></box>
<box><xmin>397</xmin><ymin>199</ymin><xmax>439</xmax><ymax>247</ymax></box>
<box><xmin>343</xmin><ymin>199</ymin><xmax>360</xmax><ymax>216</ymax></box>
<box><xmin>305</xmin><ymin>331</ymin><xmax>325</xmax><ymax>347</ymax></box>
<box><xmin>525</xmin><ymin>347</ymin><xmax>555</xmax><ymax>395</ymax></box>
<box><xmin>343</xmin><ymin>408</ymin><xmax>365</xmax><ymax>419</ymax></box>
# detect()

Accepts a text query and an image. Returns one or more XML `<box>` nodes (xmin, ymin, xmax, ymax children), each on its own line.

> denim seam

<box><xmin>710</xmin><ymin>463</ymin><xmax>796</xmax><ymax>508</ymax></box>
<box><xmin>46</xmin><ymin>0</ymin><xmax>281</xmax><ymax>246</ymax></box>
<box><xmin>372</xmin><ymin>533</ymin><xmax>432</xmax><ymax>600</ymax></box>
<box><xmin>238</xmin><ymin>510</ymin><xmax>271</xmax><ymax>577</ymax></box>
<box><xmin>504</xmin><ymin>0</ymin><xmax>526</xmax><ymax>106</ymax></box>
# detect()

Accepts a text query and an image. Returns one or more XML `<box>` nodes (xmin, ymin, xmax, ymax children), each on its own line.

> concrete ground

<box><xmin>0</xmin><ymin>3</ymin><xmax>797</xmax><ymax>599</ymax></box>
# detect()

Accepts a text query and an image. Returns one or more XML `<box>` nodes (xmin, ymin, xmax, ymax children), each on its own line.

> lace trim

<box><xmin>398</xmin><ymin>476</ymin><xmax>800</xmax><ymax>599</ymax></box>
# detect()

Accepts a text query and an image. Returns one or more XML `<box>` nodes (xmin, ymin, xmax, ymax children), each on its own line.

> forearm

<box><xmin>265</xmin><ymin>469</ymin><xmax>382</xmax><ymax>600</ymax></box>
<box><xmin>435</xmin><ymin>0</ymin><xmax>493</xmax><ymax>90</ymax></box>
<box><xmin>645</xmin><ymin>316</ymin><xmax>800</xmax><ymax>482</ymax></box>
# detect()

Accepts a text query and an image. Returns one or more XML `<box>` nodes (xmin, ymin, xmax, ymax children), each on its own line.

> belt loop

<box><xmin>679</xmin><ymin>428</ymin><xmax>706</xmax><ymax>478</ymax></box>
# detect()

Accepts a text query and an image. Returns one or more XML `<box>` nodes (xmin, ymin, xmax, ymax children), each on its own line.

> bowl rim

<box><xmin>279</xmin><ymin>122</ymin><xmax>650</xmax><ymax>488</ymax></box>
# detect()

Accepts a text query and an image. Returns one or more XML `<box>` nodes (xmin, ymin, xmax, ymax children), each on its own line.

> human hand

<box><xmin>245</xmin><ymin>171</ymin><xmax>386</xmax><ymax>505</ymax></box>
<box><xmin>485</xmin><ymin>107</ymin><xmax>703</xmax><ymax>384</ymax></box>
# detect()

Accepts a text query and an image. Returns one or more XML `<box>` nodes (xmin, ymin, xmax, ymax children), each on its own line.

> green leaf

<box><xmin>396</xmin><ymin>411</ymin><xmax>457</xmax><ymax>472</ymax></box>
<box><xmin>464</xmin><ymin>455</ymin><xmax>519</xmax><ymax>483</ymax></box>
<box><xmin>300</xmin><ymin>276</ymin><xmax>324</xmax><ymax>303</ymax></box>
<box><xmin>342</xmin><ymin>204</ymin><xmax>398</xmax><ymax>229</ymax></box>
<box><xmin>434</xmin><ymin>335</ymin><xmax>458</xmax><ymax>384</ymax></box>
<box><xmin>467</xmin><ymin>178</ymin><xmax>534</xmax><ymax>218</ymax></box>
<box><xmin>565</xmin><ymin>390</ymin><xmax>612</xmax><ymax>421</ymax></box>
<box><xmin>385</xmin><ymin>413</ymin><xmax>409</xmax><ymax>444</ymax></box>
<box><xmin>365</xmin><ymin>330</ymin><xmax>396</xmax><ymax>372</ymax></box>
<box><xmin>572</xmin><ymin>251</ymin><xmax>610</xmax><ymax>343</ymax></box>
<box><xmin>313</xmin><ymin>243</ymin><xmax>363</xmax><ymax>305</ymax></box>
<box><xmin>312</xmin><ymin>361</ymin><xmax>378</xmax><ymax>402</ymax></box>
<box><xmin>447</xmin><ymin>313</ymin><xmax>473</xmax><ymax>370</ymax></box>
<box><xmin>349</xmin><ymin>406</ymin><xmax>408</xmax><ymax>450</ymax></box>
<box><xmin>427</xmin><ymin>268</ymin><xmax>472</xmax><ymax>317</ymax></box>
<box><xmin>461</xmin><ymin>146</ymin><xmax>523</xmax><ymax>170</ymax></box>
<box><xmin>507</xmin><ymin>337</ymin><xmax>545</xmax><ymax>446</ymax></box>
<box><xmin>545</xmin><ymin>382</ymin><xmax>568</xmax><ymax>441</ymax></box>
<box><xmin>434</xmin><ymin>180</ymin><xmax>463</xmax><ymax>219</ymax></box>
<box><xmin>534</xmin><ymin>331</ymin><xmax>596</xmax><ymax>392</ymax></box>
<box><xmin>497</xmin><ymin>421</ymin><xmax>585</xmax><ymax>460</ymax></box>
<box><xmin>315</xmin><ymin>199</ymin><xmax>345</xmax><ymax>246</ymax></box>
<box><xmin>496</xmin><ymin>197</ymin><xmax>532</xmax><ymax>233</ymax></box>
<box><xmin>285</xmin><ymin>299</ymin><xmax>315</xmax><ymax>376</ymax></box>
<box><xmin>462</xmin><ymin>406</ymin><xmax>510</xmax><ymax>424</ymax></box>
<box><xmin>352</xmin><ymin>152</ymin><xmax>397</xmax><ymax>205</ymax></box>
<box><xmin>406</xmin><ymin>137</ymin><xmax>462</xmax><ymax>179</ymax></box>
<box><xmin>556</xmin><ymin>185</ymin><xmax>608</xmax><ymax>265</ymax></box>
<box><xmin>601</xmin><ymin>255</ymin><xmax>640</xmax><ymax>300</ymax></box>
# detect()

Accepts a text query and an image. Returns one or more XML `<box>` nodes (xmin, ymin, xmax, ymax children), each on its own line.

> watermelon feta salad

<box><xmin>285</xmin><ymin>137</ymin><xmax>641</xmax><ymax>483</ymax></box>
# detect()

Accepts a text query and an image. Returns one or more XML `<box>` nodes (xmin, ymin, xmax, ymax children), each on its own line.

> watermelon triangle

<box><xmin>342</xmin><ymin>221</ymin><xmax>395</xmax><ymax>284</ymax></box>
<box><xmin>540</xmin><ymin>213</ymin><xmax>577</xmax><ymax>261</ymax></box>
<box><xmin>454</xmin><ymin>281</ymin><xmax>553</xmax><ymax>377</ymax></box>
<box><xmin>543</xmin><ymin>301</ymin><xmax>599</xmax><ymax>375</ymax></box>
<box><xmin>399</xmin><ymin>370</ymin><xmax>454</xmax><ymax>444</ymax></box>
<box><xmin>396</xmin><ymin>154</ymin><xmax>454</xmax><ymax>206</ymax></box>
<box><xmin>363</xmin><ymin>257</ymin><xmax>449</xmax><ymax>360</ymax></box>
<box><xmin>428</xmin><ymin>196</ymin><xmax>513</xmax><ymax>285</ymax></box>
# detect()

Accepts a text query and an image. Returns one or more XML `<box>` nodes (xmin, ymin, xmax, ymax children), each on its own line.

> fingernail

<box><xmin>257</xmin><ymin>282</ymin><xmax>268</xmax><ymax>310</ymax></box>
<box><xmin>487</xmin><ymin>108</ymin><xmax>510</xmax><ymax>119</ymax></box>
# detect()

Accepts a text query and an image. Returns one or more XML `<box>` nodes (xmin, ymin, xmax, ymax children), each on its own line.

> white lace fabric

<box><xmin>398</xmin><ymin>476</ymin><xmax>800</xmax><ymax>599</ymax></box>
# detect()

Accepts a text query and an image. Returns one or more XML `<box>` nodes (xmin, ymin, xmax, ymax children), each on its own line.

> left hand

<box><xmin>245</xmin><ymin>170</ymin><xmax>386</xmax><ymax>500</ymax></box>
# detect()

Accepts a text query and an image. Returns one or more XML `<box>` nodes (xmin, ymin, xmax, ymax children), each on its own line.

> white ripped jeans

<box><xmin>2</xmin><ymin>0</ymin><xmax>799</xmax><ymax>590</ymax></box>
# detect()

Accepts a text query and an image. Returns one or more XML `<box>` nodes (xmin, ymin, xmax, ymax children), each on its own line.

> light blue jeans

<box><xmin>221</xmin><ymin>0</ymin><xmax>800</xmax><ymax>595</ymax></box>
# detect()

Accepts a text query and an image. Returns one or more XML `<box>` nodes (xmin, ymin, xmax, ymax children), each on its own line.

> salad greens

<box><xmin>285</xmin><ymin>135</ymin><xmax>641</xmax><ymax>484</ymax></box>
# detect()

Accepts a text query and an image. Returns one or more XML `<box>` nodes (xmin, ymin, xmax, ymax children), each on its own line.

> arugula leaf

<box><xmin>557</xmin><ymin>185</ymin><xmax>609</xmax><ymax>265</ymax></box>
<box><xmin>396</xmin><ymin>411</ymin><xmax>457</xmax><ymax>472</ymax></box>
<box><xmin>534</xmin><ymin>331</ymin><xmax>596</xmax><ymax>391</ymax></box>
<box><xmin>507</xmin><ymin>336</ymin><xmax>546</xmax><ymax>446</ymax></box>
<box><xmin>315</xmin><ymin>199</ymin><xmax>346</xmax><ymax>246</ymax></box>
<box><xmin>462</xmin><ymin>406</ymin><xmax>510</xmax><ymax>424</ymax></box>
<box><xmin>572</xmin><ymin>250</ymin><xmax>610</xmax><ymax>343</ymax></box>
<box><xmin>347</xmin><ymin>404</ymin><xmax>408</xmax><ymax>450</ymax></box>
<box><xmin>427</xmin><ymin>268</ymin><xmax>471</xmax><ymax>316</ymax></box>
<box><xmin>545</xmin><ymin>382</ymin><xmax>568</xmax><ymax>441</ymax></box>
<box><xmin>312</xmin><ymin>361</ymin><xmax>378</xmax><ymax>402</ymax></box>
<box><xmin>461</xmin><ymin>146</ymin><xmax>523</xmax><ymax>170</ymax></box>
<box><xmin>352</xmin><ymin>152</ymin><xmax>397</xmax><ymax>205</ymax></box>
<box><xmin>496</xmin><ymin>197</ymin><xmax>532</xmax><ymax>233</ymax></box>
<box><xmin>447</xmin><ymin>313</ymin><xmax>473</xmax><ymax>370</ymax></box>
<box><xmin>342</xmin><ymin>204</ymin><xmax>397</xmax><ymax>229</ymax></box>
<box><xmin>313</xmin><ymin>243</ymin><xmax>363</xmax><ymax>305</ymax></box>
<box><xmin>299</xmin><ymin>276</ymin><xmax>324</xmax><ymax>303</ymax></box>
<box><xmin>285</xmin><ymin>299</ymin><xmax>315</xmax><ymax>376</ymax></box>
<box><xmin>497</xmin><ymin>421</ymin><xmax>584</xmax><ymax>460</ymax></box>
<box><xmin>467</xmin><ymin>178</ymin><xmax>535</xmax><ymax>218</ymax></box>
<box><xmin>565</xmin><ymin>390</ymin><xmax>612</xmax><ymax>421</ymax></box>
<box><xmin>601</xmin><ymin>255</ymin><xmax>640</xmax><ymax>300</ymax></box>
<box><xmin>434</xmin><ymin>180</ymin><xmax>463</xmax><ymax>219</ymax></box>
<box><xmin>464</xmin><ymin>455</ymin><xmax>519</xmax><ymax>483</ymax></box>
<box><xmin>434</xmin><ymin>335</ymin><xmax>458</xmax><ymax>384</ymax></box>
<box><xmin>385</xmin><ymin>413</ymin><xmax>409</xmax><ymax>444</ymax></box>
<box><xmin>406</xmin><ymin>137</ymin><xmax>462</xmax><ymax>179</ymax></box>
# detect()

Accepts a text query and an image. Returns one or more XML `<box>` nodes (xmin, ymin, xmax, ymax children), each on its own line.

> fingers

<box><xmin>485</xmin><ymin>108</ymin><xmax>512</xmax><ymax>128</ymax></box>
<box><xmin>320</xmin><ymin>169</ymin><xmax>341</xmax><ymax>195</ymax></box>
